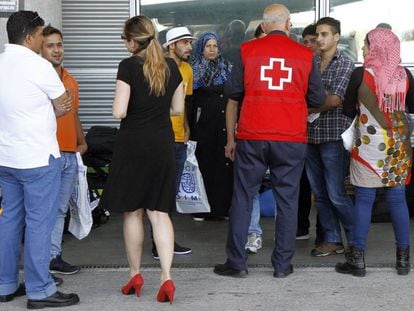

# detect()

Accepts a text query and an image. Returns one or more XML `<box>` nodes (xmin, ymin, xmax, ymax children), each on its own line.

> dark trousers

<box><xmin>225</xmin><ymin>140</ymin><xmax>306</xmax><ymax>272</ymax></box>
<box><xmin>297</xmin><ymin>169</ymin><xmax>324</xmax><ymax>243</ymax></box>
<box><xmin>173</xmin><ymin>142</ymin><xmax>188</xmax><ymax>199</ymax></box>
<box><xmin>297</xmin><ymin>169</ymin><xmax>312</xmax><ymax>235</ymax></box>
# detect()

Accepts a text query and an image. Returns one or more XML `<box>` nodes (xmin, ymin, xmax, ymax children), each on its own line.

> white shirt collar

<box><xmin>4</xmin><ymin>43</ymin><xmax>38</xmax><ymax>56</ymax></box>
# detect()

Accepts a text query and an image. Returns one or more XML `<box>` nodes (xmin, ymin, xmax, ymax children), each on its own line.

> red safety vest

<box><xmin>237</xmin><ymin>34</ymin><xmax>313</xmax><ymax>142</ymax></box>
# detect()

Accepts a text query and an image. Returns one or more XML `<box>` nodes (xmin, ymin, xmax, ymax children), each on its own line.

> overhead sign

<box><xmin>0</xmin><ymin>0</ymin><xmax>22</xmax><ymax>16</ymax></box>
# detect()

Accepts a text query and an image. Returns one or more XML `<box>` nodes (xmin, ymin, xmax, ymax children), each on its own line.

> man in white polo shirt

<box><xmin>0</xmin><ymin>11</ymin><xmax>79</xmax><ymax>309</ymax></box>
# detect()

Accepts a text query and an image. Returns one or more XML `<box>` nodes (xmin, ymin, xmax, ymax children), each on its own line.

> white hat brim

<box><xmin>163</xmin><ymin>36</ymin><xmax>198</xmax><ymax>49</ymax></box>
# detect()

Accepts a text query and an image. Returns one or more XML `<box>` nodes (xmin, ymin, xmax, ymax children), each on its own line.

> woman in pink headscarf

<box><xmin>336</xmin><ymin>28</ymin><xmax>414</xmax><ymax>277</ymax></box>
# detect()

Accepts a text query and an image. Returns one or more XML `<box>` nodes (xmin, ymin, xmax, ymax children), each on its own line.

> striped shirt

<box><xmin>307</xmin><ymin>49</ymin><xmax>354</xmax><ymax>144</ymax></box>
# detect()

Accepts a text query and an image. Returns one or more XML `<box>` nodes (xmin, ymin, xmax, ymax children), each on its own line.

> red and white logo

<box><xmin>260</xmin><ymin>58</ymin><xmax>292</xmax><ymax>90</ymax></box>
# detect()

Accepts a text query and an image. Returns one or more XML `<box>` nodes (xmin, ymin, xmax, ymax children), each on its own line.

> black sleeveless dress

<box><xmin>100</xmin><ymin>56</ymin><xmax>182</xmax><ymax>213</ymax></box>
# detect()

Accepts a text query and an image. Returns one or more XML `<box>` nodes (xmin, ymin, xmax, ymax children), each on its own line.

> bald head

<box><xmin>262</xmin><ymin>4</ymin><xmax>290</xmax><ymax>34</ymax></box>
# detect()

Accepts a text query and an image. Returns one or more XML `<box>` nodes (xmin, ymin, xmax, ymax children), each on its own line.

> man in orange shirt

<box><xmin>41</xmin><ymin>25</ymin><xmax>87</xmax><ymax>277</ymax></box>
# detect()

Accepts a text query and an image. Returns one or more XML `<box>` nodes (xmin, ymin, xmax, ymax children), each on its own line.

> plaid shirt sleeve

<box><xmin>328</xmin><ymin>55</ymin><xmax>354</xmax><ymax>100</ymax></box>
<box><xmin>308</xmin><ymin>50</ymin><xmax>355</xmax><ymax>144</ymax></box>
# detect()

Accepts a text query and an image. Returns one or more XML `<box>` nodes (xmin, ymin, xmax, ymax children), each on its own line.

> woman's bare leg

<box><xmin>123</xmin><ymin>209</ymin><xmax>145</xmax><ymax>278</ymax></box>
<box><xmin>146</xmin><ymin>210</ymin><xmax>174</xmax><ymax>283</ymax></box>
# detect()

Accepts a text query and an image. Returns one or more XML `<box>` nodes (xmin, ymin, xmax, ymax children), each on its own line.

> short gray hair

<box><xmin>263</xmin><ymin>10</ymin><xmax>289</xmax><ymax>24</ymax></box>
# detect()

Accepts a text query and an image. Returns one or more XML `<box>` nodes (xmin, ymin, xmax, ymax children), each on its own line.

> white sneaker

<box><xmin>192</xmin><ymin>217</ymin><xmax>205</xmax><ymax>222</ymax></box>
<box><xmin>296</xmin><ymin>233</ymin><xmax>310</xmax><ymax>240</ymax></box>
<box><xmin>245</xmin><ymin>233</ymin><xmax>262</xmax><ymax>254</ymax></box>
<box><xmin>256</xmin><ymin>235</ymin><xmax>263</xmax><ymax>250</ymax></box>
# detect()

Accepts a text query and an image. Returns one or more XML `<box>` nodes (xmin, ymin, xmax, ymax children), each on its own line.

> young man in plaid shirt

<box><xmin>306</xmin><ymin>17</ymin><xmax>354</xmax><ymax>257</ymax></box>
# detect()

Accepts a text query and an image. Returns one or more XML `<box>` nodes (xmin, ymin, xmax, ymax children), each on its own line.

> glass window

<box><xmin>329</xmin><ymin>0</ymin><xmax>414</xmax><ymax>63</ymax></box>
<box><xmin>140</xmin><ymin>0</ymin><xmax>316</xmax><ymax>65</ymax></box>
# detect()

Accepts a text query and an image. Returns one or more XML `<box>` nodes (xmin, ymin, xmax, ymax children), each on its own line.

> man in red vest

<box><xmin>214</xmin><ymin>3</ymin><xmax>325</xmax><ymax>278</ymax></box>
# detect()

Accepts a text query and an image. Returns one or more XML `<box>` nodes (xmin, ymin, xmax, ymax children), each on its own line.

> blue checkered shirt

<box><xmin>307</xmin><ymin>49</ymin><xmax>354</xmax><ymax>144</ymax></box>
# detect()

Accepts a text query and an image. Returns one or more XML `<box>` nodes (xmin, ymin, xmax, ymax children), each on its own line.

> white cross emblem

<box><xmin>260</xmin><ymin>57</ymin><xmax>292</xmax><ymax>90</ymax></box>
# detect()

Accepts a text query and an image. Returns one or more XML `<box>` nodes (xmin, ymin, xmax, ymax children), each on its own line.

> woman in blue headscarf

<box><xmin>190</xmin><ymin>32</ymin><xmax>233</xmax><ymax>220</ymax></box>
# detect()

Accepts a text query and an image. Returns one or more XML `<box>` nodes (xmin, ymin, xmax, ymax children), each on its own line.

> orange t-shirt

<box><xmin>56</xmin><ymin>67</ymin><xmax>79</xmax><ymax>152</ymax></box>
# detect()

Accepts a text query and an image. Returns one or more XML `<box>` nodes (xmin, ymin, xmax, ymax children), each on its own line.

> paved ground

<box><xmin>3</xmin><ymin>213</ymin><xmax>414</xmax><ymax>310</ymax></box>
<box><xmin>3</xmin><ymin>267</ymin><xmax>414</xmax><ymax>311</ymax></box>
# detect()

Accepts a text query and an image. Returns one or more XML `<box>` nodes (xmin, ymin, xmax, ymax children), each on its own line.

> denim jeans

<box><xmin>174</xmin><ymin>142</ymin><xmax>187</xmax><ymax>194</ymax></box>
<box><xmin>0</xmin><ymin>155</ymin><xmax>61</xmax><ymax>299</ymax></box>
<box><xmin>50</xmin><ymin>152</ymin><xmax>78</xmax><ymax>258</ymax></box>
<box><xmin>353</xmin><ymin>186</ymin><xmax>410</xmax><ymax>250</ymax></box>
<box><xmin>305</xmin><ymin>141</ymin><xmax>353</xmax><ymax>244</ymax></box>
<box><xmin>248</xmin><ymin>193</ymin><xmax>262</xmax><ymax>236</ymax></box>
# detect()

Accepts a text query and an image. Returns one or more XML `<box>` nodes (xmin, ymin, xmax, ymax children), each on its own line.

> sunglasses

<box><xmin>32</xmin><ymin>11</ymin><xmax>40</xmax><ymax>22</ymax></box>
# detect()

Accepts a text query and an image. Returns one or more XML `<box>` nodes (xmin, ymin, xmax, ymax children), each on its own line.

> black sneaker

<box><xmin>52</xmin><ymin>274</ymin><xmax>63</xmax><ymax>286</ymax></box>
<box><xmin>152</xmin><ymin>245</ymin><xmax>160</xmax><ymax>260</ymax></box>
<box><xmin>152</xmin><ymin>242</ymin><xmax>192</xmax><ymax>260</ymax></box>
<box><xmin>173</xmin><ymin>242</ymin><xmax>192</xmax><ymax>255</ymax></box>
<box><xmin>0</xmin><ymin>283</ymin><xmax>25</xmax><ymax>302</ymax></box>
<box><xmin>49</xmin><ymin>256</ymin><xmax>80</xmax><ymax>275</ymax></box>
<box><xmin>296</xmin><ymin>230</ymin><xmax>310</xmax><ymax>240</ymax></box>
<box><xmin>27</xmin><ymin>291</ymin><xmax>79</xmax><ymax>309</ymax></box>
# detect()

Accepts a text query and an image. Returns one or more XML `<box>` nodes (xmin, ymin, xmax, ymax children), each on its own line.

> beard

<box><xmin>177</xmin><ymin>52</ymin><xmax>190</xmax><ymax>62</ymax></box>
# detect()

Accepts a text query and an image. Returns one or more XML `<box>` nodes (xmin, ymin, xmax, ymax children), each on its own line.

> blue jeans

<box><xmin>50</xmin><ymin>152</ymin><xmax>78</xmax><ymax>258</ymax></box>
<box><xmin>353</xmin><ymin>186</ymin><xmax>410</xmax><ymax>250</ymax></box>
<box><xmin>248</xmin><ymin>193</ymin><xmax>262</xmax><ymax>235</ymax></box>
<box><xmin>174</xmin><ymin>143</ymin><xmax>187</xmax><ymax>194</ymax></box>
<box><xmin>0</xmin><ymin>155</ymin><xmax>61</xmax><ymax>299</ymax></box>
<box><xmin>305</xmin><ymin>141</ymin><xmax>353</xmax><ymax>244</ymax></box>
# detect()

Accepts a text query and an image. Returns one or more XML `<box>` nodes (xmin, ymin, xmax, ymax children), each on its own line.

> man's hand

<box><xmin>75</xmin><ymin>114</ymin><xmax>87</xmax><ymax>155</ymax></box>
<box><xmin>225</xmin><ymin>98</ymin><xmax>239</xmax><ymax>161</ymax></box>
<box><xmin>77</xmin><ymin>143</ymin><xmax>88</xmax><ymax>155</ymax></box>
<box><xmin>184</xmin><ymin>118</ymin><xmax>190</xmax><ymax>143</ymax></box>
<box><xmin>225</xmin><ymin>140</ymin><xmax>236</xmax><ymax>161</ymax></box>
<box><xmin>62</xmin><ymin>89</ymin><xmax>74</xmax><ymax>112</ymax></box>
<box><xmin>310</xmin><ymin>94</ymin><xmax>343</xmax><ymax>113</ymax></box>
<box><xmin>184</xmin><ymin>130</ymin><xmax>190</xmax><ymax>143</ymax></box>
<box><xmin>52</xmin><ymin>89</ymin><xmax>74</xmax><ymax>117</ymax></box>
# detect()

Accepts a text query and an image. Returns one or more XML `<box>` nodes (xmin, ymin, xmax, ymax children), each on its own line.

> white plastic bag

<box><xmin>341</xmin><ymin>116</ymin><xmax>358</xmax><ymax>152</ymax></box>
<box><xmin>68</xmin><ymin>152</ymin><xmax>93</xmax><ymax>239</ymax></box>
<box><xmin>307</xmin><ymin>112</ymin><xmax>320</xmax><ymax>123</ymax></box>
<box><xmin>176</xmin><ymin>141</ymin><xmax>211</xmax><ymax>214</ymax></box>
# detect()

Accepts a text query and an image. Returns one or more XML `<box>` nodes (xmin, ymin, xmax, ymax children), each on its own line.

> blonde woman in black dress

<box><xmin>100</xmin><ymin>16</ymin><xmax>183</xmax><ymax>303</ymax></box>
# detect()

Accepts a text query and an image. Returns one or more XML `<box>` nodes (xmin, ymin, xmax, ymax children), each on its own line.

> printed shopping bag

<box><xmin>176</xmin><ymin>141</ymin><xmax>211</xmax><ymax>214</ymax></box>
<box><xmin>68</xmin><ymin>152</ymin><xmax>93</xmax><ymax>239</ymax></box>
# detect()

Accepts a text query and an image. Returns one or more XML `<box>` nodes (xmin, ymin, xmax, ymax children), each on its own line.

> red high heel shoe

<box><xmin>121</xmin><ymin>274</ymin><xmax>144</xmax><ymax>297</ymax></box>
<box><xmin>156</xmin><ymin>280</ymin><xmax>175</xmax><ymax>304</ymax></box>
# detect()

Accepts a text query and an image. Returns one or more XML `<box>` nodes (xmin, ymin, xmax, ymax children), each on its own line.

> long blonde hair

<box><xmin>123</xmin><ymin>15</ymin><xmax>169</xmax><ymax>97</ymax></box>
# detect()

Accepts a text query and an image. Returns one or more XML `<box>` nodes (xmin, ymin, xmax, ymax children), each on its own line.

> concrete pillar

<box><xmin>0</xmin><ymin>0</ymin><xmax>61</xmax><ymax>52</ymax></box>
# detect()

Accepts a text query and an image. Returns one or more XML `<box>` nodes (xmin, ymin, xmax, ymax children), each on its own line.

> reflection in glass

<box><xmin>141</xmin><ymin>0</ymin><xmax>316</xmax><ymax>65</ymax></box>
<box><xmin>330</xmin><ymin>0</ymin><xmax>414</xmax><ymax>63</ymax></box>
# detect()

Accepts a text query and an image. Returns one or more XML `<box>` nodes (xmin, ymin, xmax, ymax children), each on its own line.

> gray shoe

<box><xmin>245</xmin><ymin>233</ymin><xmax>262</xmax><ymax>254</ymax></box>
<box><xmin>311</xmin><ymin>242</ymin><xmax>344</xmax><ymax>257</ymax></box>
